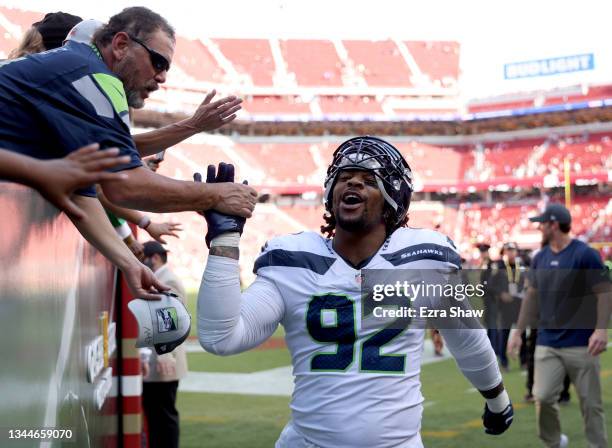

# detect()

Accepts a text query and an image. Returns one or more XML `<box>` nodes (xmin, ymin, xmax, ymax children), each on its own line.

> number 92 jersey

<box><xmin>253</xmin><ymin>228</ymin><xmax>461</xmax><ymax>448</ymax></box>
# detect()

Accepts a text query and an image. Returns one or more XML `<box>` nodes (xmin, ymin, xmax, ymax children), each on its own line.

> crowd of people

<box><xmin>0</xmin><ymin>8</ymin><xmax>253</xmax><ymax>448</ymax></box>
<box><xmin>1</xmin><ymin>7</ymin><xmax>609</xmax><ymax>448</ymax></box>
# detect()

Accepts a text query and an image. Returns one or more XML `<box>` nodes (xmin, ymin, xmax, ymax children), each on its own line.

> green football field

<box><xmin>180</xmin><ymin>291</ymin><xmax>612</xmax><ymax>447</ymax></box>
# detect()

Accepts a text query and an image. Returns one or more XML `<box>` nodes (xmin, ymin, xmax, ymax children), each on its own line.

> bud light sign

<box><xmin>504</xmin><ymin>54</ymin><xmax>594</xmax><ymax>79</ymax></box>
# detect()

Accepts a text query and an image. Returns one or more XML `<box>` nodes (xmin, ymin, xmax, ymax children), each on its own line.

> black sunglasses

<box><xmin>128</xmin><ymin>34</ymin><xmax>170</xmax><ymax>73</ymax></box>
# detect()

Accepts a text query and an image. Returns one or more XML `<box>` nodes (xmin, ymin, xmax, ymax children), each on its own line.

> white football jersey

<box><xmin>254</xmin><ymin>227</ymin><xmax>461</xmax><ymax>448</ymax></box>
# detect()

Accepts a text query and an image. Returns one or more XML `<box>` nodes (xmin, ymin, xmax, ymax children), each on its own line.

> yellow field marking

<box><xmin>463</xmin><ymin>418</ymin><xmax>482</xmax><ymax>429</ymax></box>
<box><xmin>424</xmin><ymin>399</ymin><xmax>530</xmax><ymax>439</ymax></box>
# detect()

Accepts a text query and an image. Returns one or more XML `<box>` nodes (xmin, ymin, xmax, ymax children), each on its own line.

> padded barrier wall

<box><xmin>0</xmin><ymin>183</ymin><xmax>138</xmax><ymax>447</ymax></box>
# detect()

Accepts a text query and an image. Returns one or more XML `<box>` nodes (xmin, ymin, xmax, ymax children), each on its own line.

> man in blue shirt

<box><xmin>0</xmin><ymin>7</ymin><xmax>256</xmax><ymax>214</ymax></box>
<box><xmin>509</xmin><ymin>203</ymin><xmax>610</xmax><ymax>448</ymax></box>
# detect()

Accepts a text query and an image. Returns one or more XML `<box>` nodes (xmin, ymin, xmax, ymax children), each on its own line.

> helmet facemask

<box><xmin>324</xmin><ymin>136</ymin><xmax>413</xmax><ymax>228</ymax></box>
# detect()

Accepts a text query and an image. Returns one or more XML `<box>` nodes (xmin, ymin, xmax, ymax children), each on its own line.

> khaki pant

<box><xmin>533</xmin><ymin>345</ymin><xmax>608</xmax><ymax>448</ymax></box>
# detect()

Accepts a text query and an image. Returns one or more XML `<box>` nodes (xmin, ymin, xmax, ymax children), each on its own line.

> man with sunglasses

<box><xmin>0</xmin><ymin>6</ymin><xmax>256</xmax><ymax>300</ymax></box>
<box><xmin>0</xmin><ymin>6</ymin><xmax>256</xmax><ymax>217</ymax></box>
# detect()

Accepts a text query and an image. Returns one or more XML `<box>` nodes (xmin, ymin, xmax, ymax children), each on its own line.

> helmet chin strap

<box><xmin>374</xmin><ymin>175</ymin><xmax>398</xmax><ymax>212</ymax></box>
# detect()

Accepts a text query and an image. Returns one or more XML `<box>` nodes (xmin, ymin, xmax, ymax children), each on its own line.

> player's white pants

<box><xmin>275</xmin><ymin>421</ymin><xmax>424</xmax><ymax>448</ymax></box>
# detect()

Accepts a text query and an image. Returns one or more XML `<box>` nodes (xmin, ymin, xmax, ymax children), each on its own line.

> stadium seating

<box><xmin>480</xmin><ymin>138</ymin><xmax>547</xmax><ymax>178</ymax></box>
<box><xmin>343</xmin><ymin>40</ymin><xmax>413</xmax><ymax>87</ymax></box>
<box><xmin>0</xmin><ymin>6</ymin><xmax>42</xmax><ymax>32</ymax></box>
<box><xmin>318</xmin><ymin>96</ymin><xmax>384</xmax><ymax>115</ymax></box>
<box><xmin>214</xmin><ymin>39</ymin><xmax>275</xmax><ymax>86</ymax></box>
<box><xmin>242</xmin><ymin>96</ymin><xmax>311</xmax><ymax>115</ymax></box>
<box><xmin>280</xmin><ymin>39</ymin><xmax>344</xmax><ymax>86</ymax></box>
<box><xmin>174</xmin><ymin>36</ymin><xmax>226</xmax><ymax>82</ymax></box>
<box><xmin>542</xmin><ymin>133</ymin><xmax>612</xmax><ymax>174</ymax></box>
<box><xmin>404</xmin><ymin>41</ymin><xmax>460</xmax><ymax>87</ymax></box>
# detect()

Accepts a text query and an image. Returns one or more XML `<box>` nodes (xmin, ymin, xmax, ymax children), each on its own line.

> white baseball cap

<box><xmin>64</xmin><ymin>19</ymin><xmax>104</xmax><ymax>45</ymax></box>
<box><xmin>128</xmin><ymin>292</ymin><xmax>191</xmax><ymax>355</ymax></box>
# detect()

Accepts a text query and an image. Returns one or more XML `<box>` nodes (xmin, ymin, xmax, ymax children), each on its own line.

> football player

<box><xmin>196</xmin><ymin>136</ymin><xmax>513</xmax><ymax>447</ymax></box>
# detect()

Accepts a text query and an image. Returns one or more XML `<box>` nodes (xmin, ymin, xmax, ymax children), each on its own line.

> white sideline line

<box><xmin>181</xmin><ymin>340</ymin><xmax>451</xmax><ymax>396</ymax></box>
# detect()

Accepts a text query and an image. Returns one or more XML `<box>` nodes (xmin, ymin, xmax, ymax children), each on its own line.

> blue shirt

<box><xmin>0</xmin><ymin>42</ymin><xmax>141</xmax><ymax>196</ymax></box>
<box><xmin>530</xmin><ymin>239</ymin><xmax>607</xmax><ymax>347</ymax></box>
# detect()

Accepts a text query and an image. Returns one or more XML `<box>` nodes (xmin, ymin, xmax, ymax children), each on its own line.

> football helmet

<box><xmin>324</xmin><ymin>136</ymin><xmax>413</xmax><ymax>226</ymax></box>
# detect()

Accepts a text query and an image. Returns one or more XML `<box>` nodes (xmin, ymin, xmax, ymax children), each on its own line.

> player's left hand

<box><xmin>482</xmin><ymin>402</ymin><xmax>514</xmax><ymax>435</ymax></box>
<box><xmin>194</xmin><ymin>163</ymin><xmax>247</xmax><ymax>248</ymax></box>
<box><xmin>186</xmin><ymin>90</ymin><xmax>243</xmax><ymax>132</ymax></box>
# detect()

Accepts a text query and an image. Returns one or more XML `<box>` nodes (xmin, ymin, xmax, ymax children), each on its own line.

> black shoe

<box><xmin>558</xmin><ymin>393</ymin><xmax>570</xmax><ymax>405</ymax></box>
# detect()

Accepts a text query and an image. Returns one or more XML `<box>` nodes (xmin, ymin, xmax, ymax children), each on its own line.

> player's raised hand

<box><xmin>194</xmin><ymin>163</ymin><xmax>248</xmax><ymax>248</ymax></box>
<box><xmin>185</xmin><ymin>90</ymin><xmax>243</xmax><ymax>132</ymax></box>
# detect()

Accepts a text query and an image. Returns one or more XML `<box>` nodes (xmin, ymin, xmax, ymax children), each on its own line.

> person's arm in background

<box><xmin>134</xmin><ymin>90</ymin><xmax>242</xmax><ymax>157</ymax></box>
<box><xmin>104</xmin><ymin>208</ymin><xmax>144</xmax><ymax>260</ymax></box>
<box><xmin>507</xmin><ymin>278</ymin><xmax>539</xmax><ymax>357</ymax></box>
<box><xmin>0</xmin><ymin>144</ymin><xmax>127</xmax><ymax>220</ymax></box>
<box><xmin>96</xmin><ymin>185</ymin><xmax>182</xmax><ymax>244</ymax></box>
<box><xmin>68</xmin><ymin>195</ymin><xmax>169</xmax><ymax>299</ymax></box>
<box><xmin>584</xmin><ymin>247</ymin><xmax>612</xmax><ymax>356</ymax></box>
<box><xmin>589</xmin><ymin>282</ymin><xmax>611</xmax><ymax>356</ymax></box>
<box><xmin>99</xmin><ymin>165</ymin><xmax>257</xmax><ymax>217</ymax></box>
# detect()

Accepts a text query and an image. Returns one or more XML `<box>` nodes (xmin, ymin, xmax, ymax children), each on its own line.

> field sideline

<box><xmin>180</xmin><ymin>294</ymin><xmax>612</xmax><ymax>447</ymax></box>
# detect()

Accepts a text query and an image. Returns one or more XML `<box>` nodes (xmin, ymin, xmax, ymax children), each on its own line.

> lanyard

<box><xmin>504</xmin><ymin>259</ymin><xmax>521</xmax><ymax>284</ymax></box>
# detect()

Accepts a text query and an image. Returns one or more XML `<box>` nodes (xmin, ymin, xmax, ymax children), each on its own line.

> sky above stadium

<box><xmin>5</xmin><ymin>0</ymin><xmax>611</xmax><ymax>98</ymax></box>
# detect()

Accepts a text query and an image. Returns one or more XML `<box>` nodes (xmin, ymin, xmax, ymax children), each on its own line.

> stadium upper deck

<box><xmin>3</xmin><ymin>5</ymin><xmax>610</xmax><ymax>121</ymax></box>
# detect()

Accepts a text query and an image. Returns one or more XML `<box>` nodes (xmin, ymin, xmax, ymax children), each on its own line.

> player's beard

<box><xmin>115</xmin><ymin>56</ymin><xmax>146</xmax><ymax>109</ymax></box>
<box><xmin>336</xmin><ymin>206</ymin><xmax>374</xmax><ymax>233</ymax></box>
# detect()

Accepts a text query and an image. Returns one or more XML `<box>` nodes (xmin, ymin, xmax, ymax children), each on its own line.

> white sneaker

<box><xmin>559</xmin><ymin>433</ymin><xmax>569</xmax><ymax>448</ymax></box>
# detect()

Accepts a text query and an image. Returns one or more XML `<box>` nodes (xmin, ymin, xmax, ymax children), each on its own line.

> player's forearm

<box><xmin>440</xmin><ymin>327</ymin><xmax>502</xmax><ymax>391</ymax></box>
<box><xmin>100</xmin><ymin>166</ymin><xmax>220</xmax><ymax>213</ymax></box>
<box><xmin>515</xmin><ymin>287</ymin><xmax>538</xmax><ymax>331</ymax></box>
<box><xmin>197</xmin><ymin>255</ymin><xmax>245</xmax><ymax>355</ymax></box>
<box><xmin>68</xmin><ymin>196</ymin><xmax>137</xmax><ymax>272</ymax></box>
<box><xmin>134</xmin><ymin>121</ymin><xmax>196</xmax><ymax>157</ymax></box>
<box><xmin>198</xmin><ymin>255</ymin><xmax>282</xmax><ymax>355</ymax></box>
<box><xmin>96</xmin><ymin>184</ymin><xmax>144</xmax><ymax>224</ymax></box>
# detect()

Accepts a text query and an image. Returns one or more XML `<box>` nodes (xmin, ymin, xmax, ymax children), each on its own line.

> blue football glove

<box><xmin>193</xmin><ymin>163</ymin><xmax>246</xmax><ymax>248</ymax></box>
<box><xmin>482</xmin><ymin>402</ymin><xmax>514</xmax><ymax>435</ymax></box>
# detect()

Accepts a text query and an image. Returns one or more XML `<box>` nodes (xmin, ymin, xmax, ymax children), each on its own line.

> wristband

<box><xmin>486</xmin><ymin>390</ymin><xmax>510</xmax><ymax>413</ymax></box>
<box><xmin>210</xmin><ymin>232</ymin><xmax>240</xmax><ymax>248</ymax></box>
<box><xmin>115</xmin><ymin>220</ymin><xmax>132</xmax><ymax>239</ymax></box>
<box><xmin>138</xmin><ymin>215</ymin><xmax>151</xmax><ymax>229</ymax></box>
